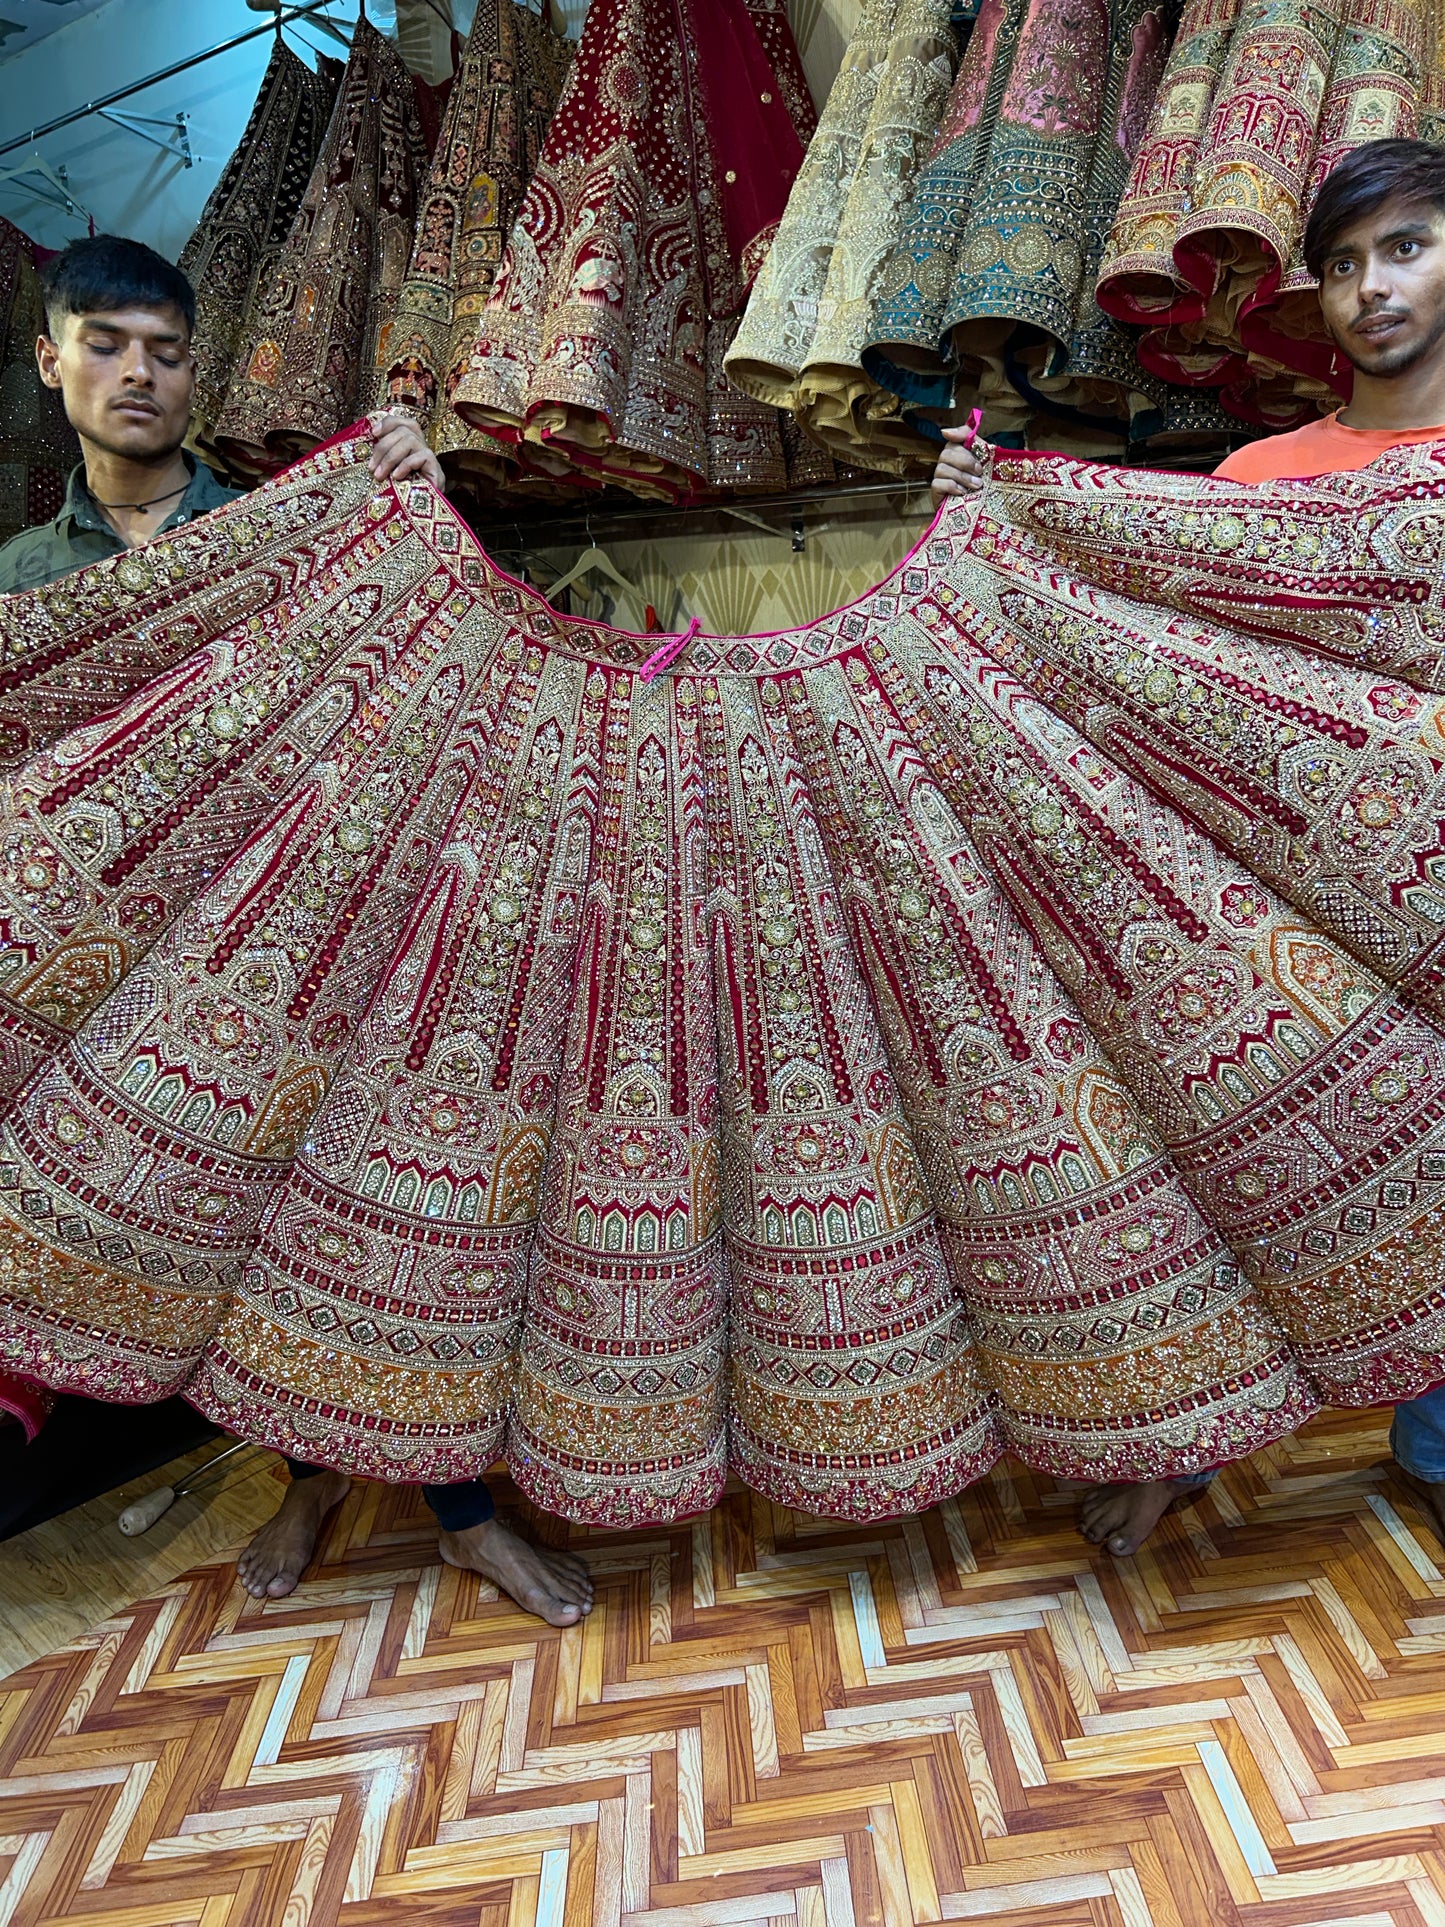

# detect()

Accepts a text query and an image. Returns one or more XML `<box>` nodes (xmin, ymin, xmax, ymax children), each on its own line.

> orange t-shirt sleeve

<box><xmin>1212</xmin><ymin>442</ymin><xmax>1279</xmax><ymax>481</ymax></box>
<box><xmin>1212</xmin><ymin>425</ymin><xmax>1332</xmax><ymax>482</ymax></box>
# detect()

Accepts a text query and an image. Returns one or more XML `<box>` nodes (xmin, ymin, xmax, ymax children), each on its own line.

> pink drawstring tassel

<box><xmin>962</xmin><ymin>405</ymin><xmax>983</xmax><ymax>445</ymax></box>
<box><xmin>640</xmin><ymin>615</ymin><xmax>701</xmax><ymax>682</ymax></box>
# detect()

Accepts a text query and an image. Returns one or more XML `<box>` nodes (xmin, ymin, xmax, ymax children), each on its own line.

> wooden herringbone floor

<box><xmin>6</xmin><ymin>1412</ymin><xmax>1445</xmax><ymax>1926</ymax></box>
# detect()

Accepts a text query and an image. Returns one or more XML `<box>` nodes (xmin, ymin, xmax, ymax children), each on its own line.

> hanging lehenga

<box><xmin>180</xmin><ymin>38</ymin><xmax>342</xmax><ymax>457</ymax></box>
<box><xmin>0</xmin><ymin>218</ymin><xmax>73</xmax><ymax>1446</ymax></box>
<box><xmin>1425</xmin><ymin>0</ymin><xmax>1445</xmax><ymax>139</ymax></box>
<box><xmin>0</xmin><ymin>219</ymin><xmax>78</xmax><ymax>552</ymax></box>
<box><xmin>5</xmin><ymin>425</ymin><xmax>1445</xmax><ymax>1520</ymax></box>
<box><xmin>380</xmin><ymin>0</ymin><xmax>572</xmax><ymax>482</ymax></box>
<box><xmin>450</xmin><ymin>0</ymin><xmax>808</xmax><ymax>499</ymax></box>
<box><xmin>725</xmin><ymin>0</ymin><xmax>960</xmax><ymax>475</ymax></box>
<box><xmin>1096</xmin><ymin>0</ymin><xmax>1428</xmax><ymax>423</ymax></box>
<box><xmin>212</xmin><ymin>19</ymin><xmax>431</xmax><ymax>478</ymax></box>
<box><xmin>858</xmin><ymin>0</ymin><xmax>1176</xmax><ymax>452</ymax></box>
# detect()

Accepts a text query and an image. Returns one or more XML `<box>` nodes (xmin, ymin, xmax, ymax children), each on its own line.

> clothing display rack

<box><xmin>469</xmin><ymin>478</ymin><xmax>937</xmax><ymax>554</ymax></box>
<box><xmin>0</xmin><ymin>157</ymin><xmax>92</xmax><ymax>225</ymax></box>
<box><xmin>0</xmin><ymin>0</ymin><xmax>344</xmax><ymax>160</ymax></box>
<box><xmin>467</xmin><ymin>437</ymin><xmax>1255</xmax><ymax>556</ymax></box>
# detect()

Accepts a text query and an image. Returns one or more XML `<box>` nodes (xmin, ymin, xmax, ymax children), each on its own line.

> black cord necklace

<box><xmin>93</xmin><ymin>482</ymin><xmax>188</xmax><ymax>513</ymax></box>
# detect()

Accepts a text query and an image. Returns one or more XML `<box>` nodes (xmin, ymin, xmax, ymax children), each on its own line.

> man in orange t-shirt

<box><xmin>931</xmin><ymin>137</ymin><xmax>1445</xmax><ymax>1556</ymax></box>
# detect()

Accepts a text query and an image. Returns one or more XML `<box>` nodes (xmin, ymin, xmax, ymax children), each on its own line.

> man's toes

<box><xmin>1078</xmin><ymin>1503</ymin><xmax>1116</xmax><ymax>1544</ymax></box>
<box><xmin>549</xmin><ymin>1556</ymin><xmax>593</xmax><ymax>1596</ymax></box>
<box><xmin>511</xmin><ymin>1573</ymin><xmax>581</xmax><ymax>1628</ymax></box>
<box><xmin>523</xmin><ymin>1554</ymin><xmax>592</xmax><ymax>1622</ymax></box>
<box><xmin>529</xmin><ymin>1549</ymin><xmax>591</xmax><ymax>1600</ymax></box>
<box><xmin>266</xmin><ymin>1571</ymin><xmax>299</xmax><ymax>1599</ymax></box>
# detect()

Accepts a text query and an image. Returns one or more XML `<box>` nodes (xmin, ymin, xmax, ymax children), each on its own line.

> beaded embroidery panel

<box><xmin>4</xmin><ymin>430</ymin><xmax>1445</xmax><ymax>1520</ymax></box>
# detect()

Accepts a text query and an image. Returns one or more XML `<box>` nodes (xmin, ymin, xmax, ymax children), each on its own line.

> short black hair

<box><xmin>1303</xmin><ymin>138</ymin><xmax>1445</xmax><ymax>280</ymax></box>
<box><xmin>40</xmin><ymin>234</ymin><xmax>196</xmax><ymax>337</ymax></box>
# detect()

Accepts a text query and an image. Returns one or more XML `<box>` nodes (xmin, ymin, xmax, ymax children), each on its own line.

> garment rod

<box><xmin>468</xmin><ymin>478</ymin><xmax>937</xmax><ymax>548</ymax></box>
<box><xmin>0</xmin><ymin>0</ymin><xmax>340</xmax><ymax>160</ymax></box>
<box><xmin>465</xmin><ymin>446</ymin><xmax>1250</xmax><ymax>548</ymax></box>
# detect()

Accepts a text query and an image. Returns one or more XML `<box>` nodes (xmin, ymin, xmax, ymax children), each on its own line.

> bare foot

<box><xmin>236</xmin><ymin>1468</ymin><xmax>351</xmax><ymax>1599</ymax></box>
<box><xmin>438</xmin><ymin>1516</ymin><xmax>595</xmax><ymax>1627</ymax></box>
<box><xmin>1079</xmin><ymin>1478</ymin><xmax>1198</xmax><ymax>1558</ymax></box>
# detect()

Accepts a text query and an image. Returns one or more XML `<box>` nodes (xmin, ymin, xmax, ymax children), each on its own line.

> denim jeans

<box><xmin>1170</xmin><ymin>1382</ymin><xmax>1445</xmax><ymax>1487</ymax></box>
<box><xmin>1390</xmin><ymin>1383</ymin><xmax>1445</xmax><ymax>1481</ymax></box>
<box><xmin>283</xmin><ymin>1458</ymin><xmax>495</xmax><ymax>1529</ymax></box>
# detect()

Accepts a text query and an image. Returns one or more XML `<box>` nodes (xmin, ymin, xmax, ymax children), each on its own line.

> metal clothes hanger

<box><xmin>284</xmin><ymin>22</ymin><xmax>351</xmax><ymax>56</ymax></box>
<box><xmin>310</xmin><ymin>5</ymin><xmax>355</xmax><ymax>37</ymax></box>
<box><xmin>252</xmin><ymin>0</ymin><xmax>352</xmax><ymax>36</ymax></box>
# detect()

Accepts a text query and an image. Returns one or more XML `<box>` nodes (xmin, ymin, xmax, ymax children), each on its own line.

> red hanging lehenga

<box><xmin>3</xmin><ymin>427</ymin><xmax>1445</xmax><ymax>1522</ymax></box>
<box><xmin>449</xmin><ymin>0</ymin><xmax>808</xmax><ymax>497</ymax></box>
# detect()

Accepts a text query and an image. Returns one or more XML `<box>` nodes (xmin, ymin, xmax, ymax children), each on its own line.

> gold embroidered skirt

<box><xmin>4</xmin><ymin>427</ymin><xmax>1445</xmax><ymax>1522</ymax></box>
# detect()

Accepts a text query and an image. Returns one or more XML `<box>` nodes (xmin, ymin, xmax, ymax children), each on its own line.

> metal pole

<box><xmin>0</xmin><ymin>0</ymin><xmax>341</xmax><ymax>160</ymax></box>
<box><xmin>466</xmin><ymin>478</ymin><xmax>937</xmax><ymax>548</ymax></box>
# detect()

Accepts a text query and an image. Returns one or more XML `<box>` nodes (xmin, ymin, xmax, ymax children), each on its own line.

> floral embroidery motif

<box><xmin>4</xmin><ymin>430</ymin><xmax>1445</xmax><ymax>1521</ymax></box>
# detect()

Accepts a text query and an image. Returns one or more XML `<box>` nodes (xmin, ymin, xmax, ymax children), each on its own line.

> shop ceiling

<box><xmin>0</xmin><ymin>0</ymin><xmax>115</xmax><ymax>62</ymax></box>
<box><xmin>0</xmin><ymin>1</ymin><xmax>584</xmax><ymax>71</ymax></box>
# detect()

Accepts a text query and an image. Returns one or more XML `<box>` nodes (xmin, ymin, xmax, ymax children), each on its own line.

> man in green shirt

<box><xmin>0</xmin><ymin>233</ymin><xmax>448</xmax><ymax>594</ymax></box>
<box><xmin>1</xmin><ymin>444</ymin><xmax>241</xmax><ymax>594</ymax></box>
<box><xmin>0</xmin><ymin>235</ymin><xmax>595</xmax><ymax>1629</ymax></box>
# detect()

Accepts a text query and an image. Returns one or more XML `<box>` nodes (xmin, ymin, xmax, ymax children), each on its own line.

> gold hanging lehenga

<box><xmin>180</xmin><ymin>39</ymin><xmax>342</xmax><ymax>457</ymax></box>
<box><xmin>379</xmin><ymin>0</ymin><xmax>572</xmax><ymax>484</ymax></box>
<box><xmin>212</xmin><ymin>19</ymin><xmax>431</xmax><ymax>477</ymax></box>
<box><xmin>0</xmin><ymin>218</ymin><xmax>79</xmax><ymax>551</ymax></box>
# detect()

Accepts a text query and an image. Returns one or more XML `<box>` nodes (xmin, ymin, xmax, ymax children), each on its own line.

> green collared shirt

<box><xmin>0</xmin><ymin>455</ymin><xmax>243</xmax><ymax>595</ymax></box>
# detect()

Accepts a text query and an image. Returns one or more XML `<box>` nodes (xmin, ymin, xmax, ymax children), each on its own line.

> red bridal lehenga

<box><xmin>4</xmin><ymin>425</ymin><xmax>1445</xmax><ymax>1523</ymax></box>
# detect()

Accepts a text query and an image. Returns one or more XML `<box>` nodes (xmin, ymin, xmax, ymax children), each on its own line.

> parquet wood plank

<box><xmin>10</xmin><ymin>1414</ymin><xmax>1445</xmax><ymax>1923</ymax></box>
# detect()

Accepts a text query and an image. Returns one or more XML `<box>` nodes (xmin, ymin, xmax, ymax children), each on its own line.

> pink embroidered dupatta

<box><xmin>4</xmin><ymin>427</ymin><xmax>1445</xmax><ymax>1521</ymax></box>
